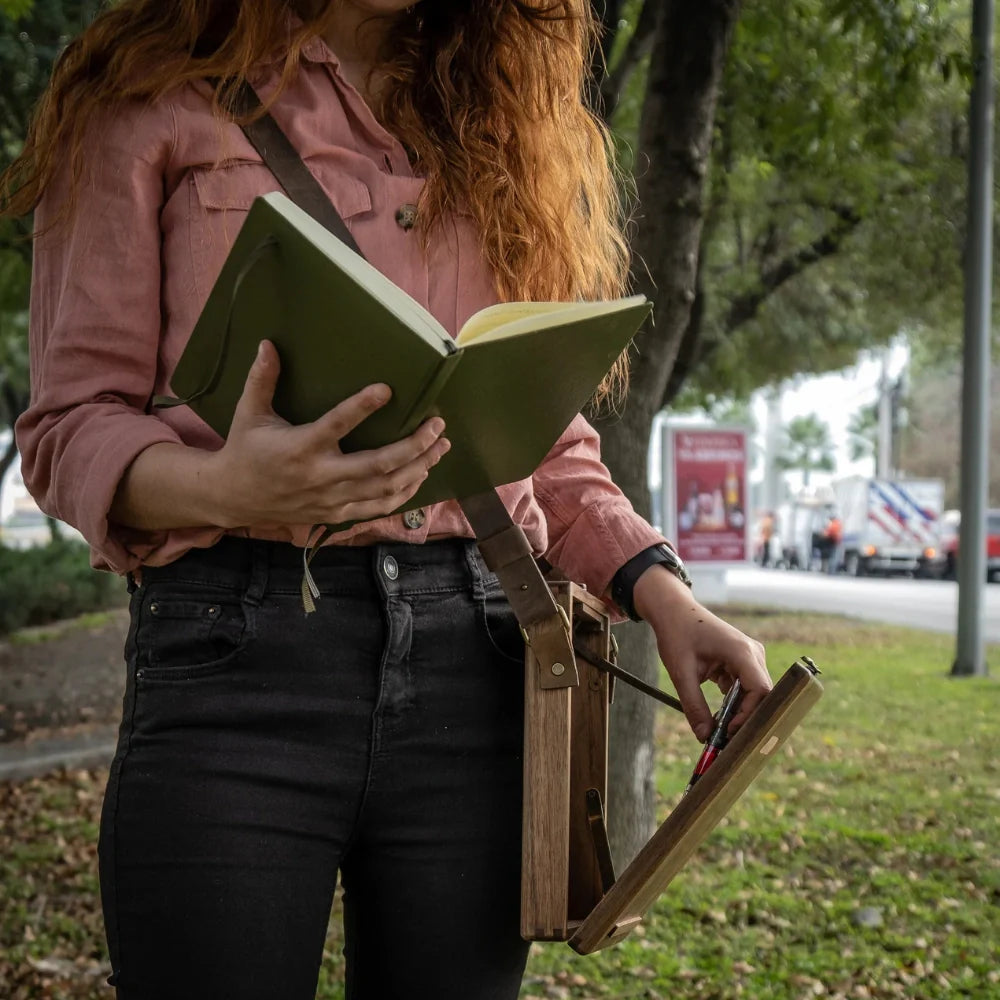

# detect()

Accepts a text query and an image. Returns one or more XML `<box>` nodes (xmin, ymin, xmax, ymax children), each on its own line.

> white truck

<box><xmin>775</xmin><ymin>492</ymin><xmax>834</xmax><ymax>569</ymax></box>
<box><xmin>832</xmin><ymin>476</ymin><xmax>945</xmax><ymax>577</ymax></box>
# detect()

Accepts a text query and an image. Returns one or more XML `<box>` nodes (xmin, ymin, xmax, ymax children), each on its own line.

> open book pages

<box><xmin>455</xmin><ymin>299</ymin><xmax>646</xmax><ymax>347</ymax></box>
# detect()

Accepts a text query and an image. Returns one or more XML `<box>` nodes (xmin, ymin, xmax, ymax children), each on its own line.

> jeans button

<box><xmin>402</xmin><ymin>508</ymin><xmax>426</xmax><ymax>530</ymax></box>
<box><xmin>382</xmin><ymin>555</ymin><xmax>399</xmax><ymax>581</ymax></box>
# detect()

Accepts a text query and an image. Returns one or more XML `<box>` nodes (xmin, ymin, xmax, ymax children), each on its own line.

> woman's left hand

<box><xmin>632</xmin><ymin>566</ymin><xmax>772</xmax><ymax>742</ymax></box>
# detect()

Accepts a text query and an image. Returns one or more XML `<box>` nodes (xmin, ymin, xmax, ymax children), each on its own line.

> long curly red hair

<box><xmin>1</xmin><ymin>0</ymin><xmax>630</xmax><ymax>396</ymax></box>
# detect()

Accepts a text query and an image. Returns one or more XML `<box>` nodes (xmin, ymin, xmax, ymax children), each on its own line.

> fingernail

<box><xmin>257</xmin><ymin>341</ymin><xmax>266</xmax><ymax>361</ymax></box>
<box><xmin>695</xmin><ymin>723</ymin><xmax>710</xmax><ymax>741</ymax></box>
<box><xmin>438</xmin><ymin>437</ymin><xmax>451</xmax><ymax>452</ymax></box>
<box><xmin>372</xmin><ymin>385</ymin><xmax>391</xmax><ymax>403</ymax></box>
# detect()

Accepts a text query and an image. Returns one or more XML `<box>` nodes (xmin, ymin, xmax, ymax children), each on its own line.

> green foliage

<box><xmin>1</xmin><ymin>1</ymin><xmax>102</xmax><ymax>166</ymax></box>
<box><xmin>847</xmin><ymin>401</ymin><xmax>878</xmax><ymax>463</ymax></box>
<box><xmin>0</xmin><ymin>2</ymin><xmax>102</xmax><ymax>450</ymax></box>
<box><xmin>0</xmin><ymin>219</ymin><xmax>30</xmax><ymax>385</ymax></box>
<box><xmin>0</xmin><ymin>539</ymin><xmax>120</xmax><ymax>634</ymax></box>
<box><xmin>776</xmin><ymin>413</ymin><xmax>836</xmax><ymax>485</ymax></box>
<box><xmin>603</xmin><ymin>0</ymin><xmax>648</xmax><ymax>176</ymax></box>
<box><xmin>0</xmin><ymin>0</ymin><xmax>33</xmax><ymax>21</ymax></box>
<box><xmin>683</xmin><ymin>0</ymin><xmax>972</xmax><ymax>402</ymax></box>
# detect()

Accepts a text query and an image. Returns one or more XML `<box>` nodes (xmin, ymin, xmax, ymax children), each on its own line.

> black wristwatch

<box><xmin>610</xmin><ymin>543</ymin><xmax>693</xmax><ymax>622</ymax></box>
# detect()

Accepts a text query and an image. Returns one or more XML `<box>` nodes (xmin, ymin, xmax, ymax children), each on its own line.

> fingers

<box><xmin>332</xmin><ymin>474</ymin><xmax>430</xmax><ymax>524</ymax></box>
<box><xmin>314</xmin><ymin>422</ymin><xmax>451</xmax><ymax>524</ymax></box>
<box><xmin>233</xmin><ymin>340</ymin><xmax>282</xmax><ymax>424</ymax></box>
<box><xmin>666</xmin><ymin>656</ymin><xmax>715</xmax><ymax>742</ymax></box>
<box><xmin>333</xmin><ymin>433</ymin><xmax>451</xmax><ymax>503</ymax></box>
<box><xmin>726</xmin><ymin>636</ymin><xmax>771</xmax><ymax>733</ymax></box>
<box><xmin>660</xmin><ymin>616</ymin><xmax>771</xmax><ymax>743</ymax></box>
<box><xmin>334</xmin><ymin>416</ymin><xmax>449</xmax><ymax>482</ymax></box>
<box><xmin>306</xmin><ymin>383</ymin><xmax>395</xmax><ymax>445</ymax></box>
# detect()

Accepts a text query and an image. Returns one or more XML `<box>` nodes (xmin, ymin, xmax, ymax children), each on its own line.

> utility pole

<box><xmin>953</xmin><ymin>0</ymin><xmax>993</xmax><ymax>678</ymax></box>
<box><xmin>877</xmin><ymin>349</ymin><xmax>893</xmax><ymax>479</ymax></box>
<box><xmin>762</xmin><ymin>387</ymin><xmax>783</xmax><ymax>513</ymax></box>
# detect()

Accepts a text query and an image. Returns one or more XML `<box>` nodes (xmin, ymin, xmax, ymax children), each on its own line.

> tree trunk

<box><xmin>596</xmin><ymin>0</ymin><xmax>741</xmax><ymax>867</ymax></box>
<box><xmin>46</xmin><ymin>514</ymin><xmax>62</xmax><ymax>543</ymax></box>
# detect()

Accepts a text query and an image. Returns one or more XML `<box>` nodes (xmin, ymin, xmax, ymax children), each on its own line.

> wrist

<box><xmin>198</xmin><ymin>447</ymin><xmax>243</xmax><ymax>529</ymax></box>
<box><xmin>632</xmin><ymin>563</ymin><xmax>698</xmax><ymax>625</ymax></box>
<box><xmin>110</xmin><ymin>442</ymin><xmax>238</xmax><ymax>531</ymax></box>
<box><xmin>610</xmin><ymin>543</ymin><xmax>692</xmax><ymax>621</ymax></box>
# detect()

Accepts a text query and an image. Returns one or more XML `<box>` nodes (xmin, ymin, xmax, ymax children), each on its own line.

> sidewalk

<box><xmin>0</xmin><ymin>608</ymin><xmax>128</xmax><ymax>781</ymax></box>
<box><xmin>0</xmin><ymin>724</ymin><xmax>118</xmax><ymax>781</ymax></box>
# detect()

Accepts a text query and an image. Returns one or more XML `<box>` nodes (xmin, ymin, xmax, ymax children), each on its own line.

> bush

<box><xmin>0</xmin><ymin>539</ymin><xmax>122</xmax><ymax>635</ymax></box>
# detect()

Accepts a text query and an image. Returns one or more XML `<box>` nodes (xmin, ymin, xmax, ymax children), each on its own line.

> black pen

<box><xmin>683</xmin><ymin>680</ymin><xmax>744</xmax><ymax>794</ymax></box>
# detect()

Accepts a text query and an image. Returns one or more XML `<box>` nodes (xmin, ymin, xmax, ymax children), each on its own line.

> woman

<box><xmin>3</xmin><ymin>1</ymin><xmax>771</xmax><ymax>997</ymax></box>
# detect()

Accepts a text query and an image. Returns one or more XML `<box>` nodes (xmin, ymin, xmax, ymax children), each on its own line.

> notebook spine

<box><xmin>397</xmin><ymin>349</ymin><xmax>464</xmax><ymax>438</ymax></box>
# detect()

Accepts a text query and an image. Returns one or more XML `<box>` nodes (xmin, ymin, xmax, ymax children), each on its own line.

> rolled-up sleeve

<box><xmin>532</xmin><ymin>413</ymin><xmax>667</xmax><ymax>609</ymax></box>
<box><xmin>14</xmin><ymin>101</ymin><xmax>182</xmax><ymax>573</ymax></box>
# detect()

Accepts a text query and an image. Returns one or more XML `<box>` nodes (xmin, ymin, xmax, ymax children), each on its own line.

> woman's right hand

<box><xmin>208</xmin><ymin>340</ymin><xmax>450</xmax><ymax>528</ymax></box>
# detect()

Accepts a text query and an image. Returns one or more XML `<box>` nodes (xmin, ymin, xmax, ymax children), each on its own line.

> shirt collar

<box><xmin>258</xmin><ymin>12</ymin><xmax>342</xmax><ymax>70</ymax></box>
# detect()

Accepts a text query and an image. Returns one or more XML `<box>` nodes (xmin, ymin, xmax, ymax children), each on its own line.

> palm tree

<box><xmin>776</xmin><ymin>414</ymin><xmax>836</xmax><ymax>486</ymax></box>
<box><xmin>847</xmin><ymin>403</ymin><xmax>878</xmax><ymax>464</ymax></box>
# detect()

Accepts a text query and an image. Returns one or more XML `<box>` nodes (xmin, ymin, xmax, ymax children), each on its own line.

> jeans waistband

<box><xmin>138</xmin><ymin>536</ymin><xmax>502</xmax><ymax>601</ymax></box>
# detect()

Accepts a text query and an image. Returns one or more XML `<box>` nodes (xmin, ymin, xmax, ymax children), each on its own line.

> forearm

<box><xmin>110</xmin><ymin>442</ymin><xmax>233</xmax><ymax>531</ymax></box>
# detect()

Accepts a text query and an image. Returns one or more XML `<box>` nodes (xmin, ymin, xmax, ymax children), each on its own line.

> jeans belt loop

<box><xmin>243</xmin><ymin>539</ymin><xmax>269</xmax><ymax>607</ymax></box>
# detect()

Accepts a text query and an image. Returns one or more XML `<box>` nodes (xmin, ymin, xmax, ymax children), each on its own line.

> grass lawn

<box><xmin>2</xmin><ymin>609</ymin><xmax>998</xmax><ymax>1000</ymax></box>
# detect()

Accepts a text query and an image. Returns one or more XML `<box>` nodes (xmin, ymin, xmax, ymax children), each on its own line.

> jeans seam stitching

<box><xmin>107</xmin><ymin>600</ymin><xmax>144</xmax><ymax>984</ymax></box>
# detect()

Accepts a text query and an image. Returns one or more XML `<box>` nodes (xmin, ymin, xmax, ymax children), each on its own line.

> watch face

<box><xmin>659</xmin><ymin>546</ymin><xmax>692</xmax><ymax>586</ymax></box>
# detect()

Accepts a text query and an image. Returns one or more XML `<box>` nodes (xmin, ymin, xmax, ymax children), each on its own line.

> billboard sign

<box><xmin>662</xmin><ymin>425</ymin><xmax>749</xmax><ymax>565</ymax></box>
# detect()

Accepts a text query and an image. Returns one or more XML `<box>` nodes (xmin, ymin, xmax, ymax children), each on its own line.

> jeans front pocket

<box><xmin>475</xmin><ymin>586</ymin><xmax>525</xmax><ymax>665</ymax></box>
<box><xmin>135</xmin><ymin>584</ymin><xmax>249</xmax><ymax>681</ymax></box>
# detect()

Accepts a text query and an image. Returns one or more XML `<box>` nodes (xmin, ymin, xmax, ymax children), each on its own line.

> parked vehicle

<box><xmin>832</xmin><ymin>476</ymin><xmax>944</xmax><ymax>577</ymax></box>
<box><xmin>932</xmin><ymin>508</ymin><xmax>1000</xmax><ymax>582</ymax></box>
<box><xmin>774</xmin><ymin>493</ymin><xmax>833</xmax><ymax>570</ymax></box>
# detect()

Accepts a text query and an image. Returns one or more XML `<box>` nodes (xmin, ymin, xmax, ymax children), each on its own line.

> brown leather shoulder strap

<box><xmin>228</xmin><ymin>80</ymin><xmax>363</xmax><ymax>256</ymax></box>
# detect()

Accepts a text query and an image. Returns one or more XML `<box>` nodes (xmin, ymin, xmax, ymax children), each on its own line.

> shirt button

<box><xmin>382</xmin><ymin>555</ymin><xmax>399</xmax><ymax>581</ymax></box>
<box><xmin>402</xmin><ymin>508</ymin><xmax>426</xmax><ymax>530</ymax></box>
<box><xmin>395</xmin><ymin>204</ymin><xmax>418</xmax><ymax>230</ymax></box>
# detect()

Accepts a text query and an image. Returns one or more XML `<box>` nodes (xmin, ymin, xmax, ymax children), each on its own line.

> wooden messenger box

<box><xmin>521</xmin><ymin>581</ymin><xmax>824</xmax><ymax>954</ymax></box>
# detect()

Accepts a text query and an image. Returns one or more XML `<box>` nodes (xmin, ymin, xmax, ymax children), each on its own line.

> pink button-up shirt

<box><xmin>15</xmin><ymin>32</ymin><xmax>666</xmax><ymax>601</ymax></box>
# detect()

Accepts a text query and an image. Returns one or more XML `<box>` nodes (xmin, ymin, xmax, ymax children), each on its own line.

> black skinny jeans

<box><xmin>99</xmin><ymin>537</ymin><xmax>531</xmax><ymax>1000</ymax></box>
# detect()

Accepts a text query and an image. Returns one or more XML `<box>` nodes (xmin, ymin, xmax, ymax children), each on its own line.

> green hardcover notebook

<box><xmin>166</xmin><ymin>192</ymin><xmax>651</xmax><ymax>511</ymax></box>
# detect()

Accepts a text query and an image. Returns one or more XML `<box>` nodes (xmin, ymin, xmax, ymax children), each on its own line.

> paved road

<box><xmin>726</xmin><ymin>567</ymin><xmax>1000</xmax><ymax>642</ymax></box>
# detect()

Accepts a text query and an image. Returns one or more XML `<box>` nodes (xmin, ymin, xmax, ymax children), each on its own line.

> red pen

<box><xmin>683</xmin><ymin>680</ymin><xmax>744</xmax><ymax>794</ymax></box>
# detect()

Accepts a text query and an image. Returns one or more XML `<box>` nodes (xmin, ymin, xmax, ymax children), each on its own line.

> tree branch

<box><xmin>723</xmin><ymin>204</ymin><xmax>862</xmax><ymax>333</ymax></box>
<box><xmin>659</xmin><ymin>205</ymin><xmax>864</xmax><ymax>407</ymax></box>
<box><xmin>590</xmin><ymin>0</ymin><xmax>624</xmax><ymax>81</ymax></box>
<box><xmin>600</xmin><ymin>0</ymin><xmax>658</xmax><ymax>114</ymax></box>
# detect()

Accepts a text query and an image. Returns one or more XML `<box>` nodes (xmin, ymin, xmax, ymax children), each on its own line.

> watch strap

<box><xmin>610</xmin><ymin>543</ymin><xmax>691</xmax><ymax>622</ymax></box>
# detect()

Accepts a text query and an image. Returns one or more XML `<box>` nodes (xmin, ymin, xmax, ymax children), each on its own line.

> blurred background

<box><xmin>0</xmin><ymin>2</ymin><xmax>997</xmax><ymax>999</ymax></box>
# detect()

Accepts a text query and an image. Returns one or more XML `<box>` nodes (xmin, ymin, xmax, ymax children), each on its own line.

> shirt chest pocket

<box><xmin>189</xmin><ymin>160</ymin><xmax>372</xmax><ymax>298</ymax></box>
